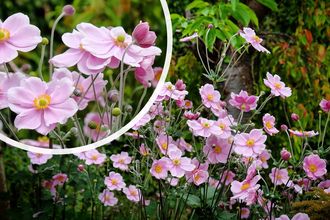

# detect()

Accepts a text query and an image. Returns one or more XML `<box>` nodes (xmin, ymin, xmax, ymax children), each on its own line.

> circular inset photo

<box><xmin>0</xmin><ymin>0</ymin><xmax>172</xmax><ymax>154</ymax></box>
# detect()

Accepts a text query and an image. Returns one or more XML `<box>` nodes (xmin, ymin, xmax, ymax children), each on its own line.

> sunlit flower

<box><xmin>150</xmin><ymin>158</ymin><xmax>170</xmax><ymax>179</ymax></box>
<box><xmin>104</xmin><ymin>172</ymin><xmax>126</xmax><ymax>191</ymax></box>
<box><xmin>303</xmin><ymin>154</ymin><xmax>327</xmax><ymax>180</ymax></box>
<box><xmin>262</xmin><ymin>113</ymin><xmax>279</xmax><ymax>136</ymax></box>
<box><xmin>123</xmin><ymin>185</ymin><xmax>141</xmax><ymax>203</ymax></box>
<box><xmin>229</xmin><ymin>90</ymin><xmax>258</xmax><ymax>112</ymax></box>
<box><xmin>187</xmin><ymin>118</ymin><xmax>222</xmax><ymax>138</ymax></box>
<box><xmin>110</xmin><ymin>152</ymin><xmax>132</xmax><ymax>171</ymax></box>
<box><xmin>200</xmin><ymin>84</ymin><xmax>221</xmax><ymax>109</ymax></box>
<box><xmin>8</xmin><ymin>77</ymin><xmax>77</xmax><ymax>135</ymax></box>
<box><xmin>166</xmin><ymin>148</ymin><xmax>195</xmax><ymax>178</ymax></box>
<box><xmin>27</xmin><ymin>152</ymin><xmax>52</xmax><ymax>165</ymax></box>
<box><xmin>0</xmin><ymin>13</ymin><xmax>42</xmax><ymax>64</ymax></box>
<box><xmin>98</xmin><ymin>189</ymin><xmax>118</xmax><ymax>206</ymax></box>
<box><xmin>269</xmin><ymin>168</ymin><xmax>289</xmax><ymax>185</ymax></box>
<box><xmin>84</xmin><ymin>149</ymin><xmax>106</xmax><ymax>165</ymax></box>
<box><xmin>234</xmin><ymin>129</ymin><xmax>267</xmax><ymax>157</ymax></box>
<box><xmin>230</xmin><ymin>175</ymin><xmax>261</xmax><ymax>202</ymax></box>
<box><xmin>203</xmin><ymin>135</ymin><xmax>231</xmax><ymax>164</ymax></box>
<box><xmin>239</xmin><ymin>27</ymin><xmax>270</xmax><ymax>53</ymax></box>
<box><xmin>264</xmin><ymin>72</ymin><xmax>292</xmax><ymax>98</ymax></box>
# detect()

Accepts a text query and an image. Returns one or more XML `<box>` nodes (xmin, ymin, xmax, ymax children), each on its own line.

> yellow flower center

<box><xmin>276</xmin><ymin>174</ymin><xmax>282</xmax><ymax>180</ymax></box>
<box><xmin>194</xmin><ymin>174</ymin><xmax>200</xmax><ymax>182</ymax></box>
<box><xmin>115</xmin><ymin>35</ymin><xmax>127</xmax><ymax>48</ymax></box>
<box><xmin>260</xmin><ymin>156</ymin><xmax>267</xmax><ymax>162</ymax></box>
<box><xmin>161</xmin><ymin>143</ymin><xmax>168</xmax><ymax>150</ymax></box>
<box><xmin>241</xmin><ymin>182</ymin><xmax>250</xmax><ymax>191</ymax></box>
<box><xmin>241</xmin><ymin>104</ymin><xmax>246</xmax><ymax>110</ymax></box>
<box><xmin>246</xmin><ymin>139</ymin><xmax>255</xmax><ymax>147</ymax></box>
<box><xmin>214</xmin><ymin>145</ymin><xmax>222</xmax><ymax>154</ymax></box>
<box><xmin>274</xmin><ymin>82</ymin><xmax>282</xmax><ymax>89</ymax></box>
<box><xmin>105</xmin><ymin>195</ymin><xmax>110</xmax><ymax>201</ymax></box>
<box><xmin>202</xmin><ymin>122</ymin><xmax>210</xmax><ymax>128</ymax></box>
<box><xmin>79</xmin><ymin>43</ymin><xmax>85</xmax><ymax>50</ymax></box>
<box><xmin>309</xmin><ymin>164</ymin><xmax>317</xmax><ymax>173</ymax></box>
<box><xmin>76</xmin><ymin>84</ymin><xmax>84</xmax><ymax>93</ymax></box>
<box><xmin>130</xmin><ymin>190</ymin><xmax>138</xmax><ymax>196</ymax></box>
<box><xmin>207</xmin><ymin>94</ymin><xmax>214</xmax><ymax>101</ymax></box>
<box><xmin>155</xmin><ymin>164</ymin><xmax>163</xmax><ymax>173</ymax></box>
<box><xmin>0</xmin><ymin>28</ymin><xmax>10</xmax><ymax>41</ymax></box>
<box><xmin>36</xmin><ymin>153</ymin><xmax>43</xmax><ymax>158</ymax></box>
<box><xmin>167</xmin><ymin>85</ymin><xmax>174</xmax><ymax>91</ymax></box>
<box><xmin>111</xmin><ymin>179</ymin><xmax>118</xmax><ymax>185</ymax></box>
<box><xmin>173</xmin><ymin>159</ymin><xmax>181</xmax><ymax>166</ymax></box>
<box><xmin>91</xmin><ymin>154</ymin><xmax>98</xmax><ymax>161</ymax></box>
<box><xmin>33</xmin><ymin>94</ymin><xmax>51</xmax><ymax>110</ymax></box>
<box><xmin>219</xmin><ymin>123</ymin><xmax>226</xmax><ymax>129</ymax></box>
<box><xmin>118</xmin><ymin>159</ymin><xmax>125</xmax><ymax>164</ymax></box>
<box><xmin>38</xmin><ymin>136</ymin><xmax>49</xmax><ymax>143</ymax></box>
<box><xmin>253</xmin><ymin>35</ymin><xmax>262</xmax><ymax>43</ymax></box>
<box><xmin>265</xmin><ymin>121</ymin><xmax>273</xmax><ymax>129</ymax></box>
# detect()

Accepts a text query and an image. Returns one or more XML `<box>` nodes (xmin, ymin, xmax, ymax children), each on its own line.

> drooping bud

<box><xmin>291</xmin><ymin>113</ymin><xmax>299</xmax><ymax>121</ymax></box>
<box><xmin>41</xmin><ymin>37</ymin><xmax>49</xmax><ymax>45</ymax></box>
<box><xmin>62</xmin><ymin>5</ymin><xmax>75</xmax><ymax>16</ymax></box>
<box><xmin>108</xmin><ymin>90</ymin><xmax>119</xmax><ymax>103</ymax></box>
<box><xmin>132</xmin><ymin>21</ymin><xmax>156</xmax><ymax>48</ymax></box>
<box><xmin>280</xmin><ymin>124</ymin><xmax>288</xmax><ymax>131</ymax></box>
<box><xmin>280</xmin><ymin>148</ymin><xmax>291</xmax><ymax>161</ymax></box>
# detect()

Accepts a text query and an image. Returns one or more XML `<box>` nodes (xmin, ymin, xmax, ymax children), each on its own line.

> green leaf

<box><xmin>186</xmin><ymin>194</ymin><xmax>201</xmax><ymax>208</ymax></box>
<box><xmin>231</xmin><ymin>0</ymin><xmax>239</xmax><ymax>11</ymax></box>
<box><xmin>237</xmin><ymin>3</ymin><xmax>259</xmax><ymax>27</ymax></box>
<box><xmin>205</xmin><ymin>28</ymin><xmax>217</xmax><ymax>51</ymax></box>
<box><xmin>186</xmin><ymin>0</ymin><xmax>209</xmax><ymax>10</ymax></box>
<box><xmin>256</xmin><ymin>0</ymin><xmax>278</xmax><ymax>11</ymax></box>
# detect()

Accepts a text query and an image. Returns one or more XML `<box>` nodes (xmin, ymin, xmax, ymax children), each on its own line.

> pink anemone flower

<box><xmin>239</xmin><ymin>27</ymin><xmax>270</xmax><ymax>53</ymax></box>
<box><xmin>264</xmin><ymin>72</ymin><xmax>292</xmax><ymax>98</ymax></box>
<box><xmin>8</xmin><ymin>77</ymin><xmax>78</xmax><ymax>135</ymax></box>
<box><xmin>229</xmin><ymin>90</ymin><xmax>259</xmax><ymax>112</ymax></box>
<box><xmin>0</xmin><ymin>13</ymin><xmax>42</xmax><ymax>63</ymax></box>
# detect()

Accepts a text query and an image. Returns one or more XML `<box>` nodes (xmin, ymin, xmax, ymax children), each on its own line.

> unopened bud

<box><xmin>208</xmin><ymin>24</ymin><xmax>214</xmax><ymax>29</ymax></box>
<box><xmin>77</xmin><ymin>164</ymin><xmax>85</xmax><ymax>172</ymax></box>
<box><xmin>280</xmin><ymin>148</ymin><xmax>291</xmax><ymax>161</ymax></box>
<box><xmin>41</xmin><ymin>37</ymin><xmax>49</xmax><ymax>45</ymax></box>
<box><xmin>291</xmin><ymin>113</ymin><xmax>299</xmax><ymax>121</ymax></box>
<box><xmin>73</xmin><ymin>89</ymin><xmax>81</xmax><ymax>97</ymax></box>
<box><xmin>88</xmin><ymin>121</ymin><xmax>98</xmax><ymax>129</ymax></box>
<box><xmin>125</xmin><ymin>105</ymin><xmax>133</xmax><ymax>113</ymax></box>
<box><xmin>112</xmin><ymin>107</ymin><xmax>122</xmax><ymax>116</ymax></box>
<box><xmin>62</xmin><ymin>5</ymin><xmax>75</xmax><ymax>16</ymax></box>
<box><xmin>281</xmin><ymin>124</ymin><xmax>288</xmax><ymax>131</ymax></box>
<box><xmin>108</xmin><ymin>90</ymin><xmax>119</xmax><ymax>103</ymax></box>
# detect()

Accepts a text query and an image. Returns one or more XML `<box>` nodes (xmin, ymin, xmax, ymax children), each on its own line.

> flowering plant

<box><xmin>0</xmin><ymin>5</ymin><xmax>162</xmax><ymax>147</ymax></box>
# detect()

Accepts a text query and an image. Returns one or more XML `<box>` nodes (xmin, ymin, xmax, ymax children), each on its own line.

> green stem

<box><xmin>38</xmin><ymin>44</ymin><xmax>46</xmax><ymax>81</ymax></box>
<box><xmin>0</xmin><ymin>111</ymin><xmax>19</xmax><ymax>141</ymax></box>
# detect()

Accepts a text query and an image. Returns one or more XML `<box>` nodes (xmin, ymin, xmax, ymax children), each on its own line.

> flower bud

<box><xmin>62</xmin><ymin>5</ymin><xmax>75</xmax><ymax>16</ymax></box>
<box><xmin>175</xmin><ymin>79</ymin><xmax>186</xmax><ymax>91</ymax></box>
<box><xmin>70</xmin><ymin>127</ymin><xmax>78</xmax><ymax>135</ymax></box>
<box><xmin>108</xmin><ymin>90</ymin><xmax>119</xmax><ymax>103</ymax></box>
<box><xmin>88</xmin><ymin>121</ymin><xmax>98</xmax><ymax>129</ymax></box>
<box><xmin>41</xmin><ymin>37</ymin><xmax>49</xmax><ymax>45</ymax></box>
<box><xmin>77</xmin><ymin>164</ymin><xmax>85</xmax><ymax>172</ymax></box>
<box><xmin>208</xmin><ymin>24</ymin><xmax>214</xmax><ymax>29</ymax></box>
<box><xmin>112</xmin><ymin>107</ymin><xmax>122</xmax><ymax>116</ymax></box>
<box><xmin>280</xmin><ymin>148</ymin><xmax>291</xmax><ymax>161</ymax></box>
<box><xmin>291</xmin><ymin>113</ymin><xmax>299</xmax><ymax>121</ymax></box>
<box><xmin>125</xmin><ymin>105</ymin><xmax>133</xmax><ymax>113</ymax></box>
<box><xmin>132</xmin><ymin>21</ymin><xmax>156</xmax><ymax>48</ymax></box>
<box><xmin>280</xmin><ymin>124</ymin><xmax>288</xmax><ymax>131</ymax></box>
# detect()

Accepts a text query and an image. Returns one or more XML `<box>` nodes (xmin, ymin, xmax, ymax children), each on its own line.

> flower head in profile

<box><xmin>8</xmin><ymin>77</ymin><xmax>78</xmax><ymax>135</ymax></box>
<box><xmin>132</xmin><ymin>21</ymin><xmax>156</xmax><ymax>48</ymax></box>
<box><xmin>241</xmin><ymin>208</ymin><xmax>250</xmax><ymax>219</ymax></box>
<box><xmin>203</xmin><ymin>135</ymin><xmax>231</xmax><ymax>164</ymax></box>
<box><xmin>319</xmin><ymin>99</ymin><xmax>330</xmax><ymax>113</ymax></box>
<box><xmin>220</xmin><ymin>170</ymin><xmax>236</xmax><ymax>186</ymax></box>
<box><xmin>303</xmin><ymin>154</ymin><xmax>327</xmax><ymax>180</ymax></box>
<box><xmin>104</xmin><ymin>172</ymin><xmax>126</xmax><ymax>191</ymax></box>
<box><xmin>234</xmin><ymin>129</ymin><xmax>267</xmax><ymax>157</ymax></box>
<box><xmin>84</xmin><ymin>149</ymin><xmax>106</xmax><ymax>165</ymax></box>
<box><xmin>0</xmin><ymin>13</ymin><xmax>42</xmax><ymax>64</ymax></box>
<box><xmin>155</xmin><ymin>133</ymin><xmax>176</xmax><ymax>155</ymax></box>
<box><xmin>200</xmin><ymin>84</ymin><xmax>221</xmax><ymax>109</ymax></box>
<box><xmin>269</xmin><ymin>168</ymin><xmax>289</xmax><ymax>186</ymax></box>
<box><xmin>150</xmin><ymin>158</ymin><xmax>170</xmax><ymax>179</ymax></box>
<box><xmin>123</xmin><ymin>185</ymin><xmax>141</xmax><ymax>203</ymax></box>
<box><xmin>288</xmin><ymin>129</ymin><xmax>319</xmax><ymax>138</ymax></box>
<box><xmin>27</xmin><ymin>152</ymin><xmax>52</xmax><ymax>165</ymax></box>
<box><xmin>264</xmin><ymin>72</ymin><xmax>292</xmax><ymax>98</ymax></box>
<box><xmin>165</xmin><ymin>148</ymin><xmax>195</xmax><ymax>178</ymax></box>
<box><xmin>159</xmin><ymin>82</ymin><xmax>188</xmax><ymax>101</ymax></box>
<box><xmin>229</xmin><ymin>90</ymin><xmax>259</xmax><ymax>112</ymax></box>
<box><xmin>258</xmin><ymin>150</ymin><xmax>271</xmax><ymax>168</ymax></box>
<box><xmin>110</xmin><ymin>152</ymin><xmax>132</xmax><ymax>171</ymax></box>
<box><xmin>230</xmin><ymin>175</ymin><xmax>261</xmax><ymax>203</ymax></box>
<box><xmin>239</xmin><ymin>27</ymin><xmax>270</xmax><ymax>53</ymax></box>
<box><xmin>262</xmin><ymin>113</ymin><xmax>279</xmax><ymax>136</ymax></box>
<box><xmin>98</xmin><ymin>189</ymin><xmax>118</xmax><ymax>206</ymax></box>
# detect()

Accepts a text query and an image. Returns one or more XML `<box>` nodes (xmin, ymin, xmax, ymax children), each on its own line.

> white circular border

<box><xmin>0</xmin><ymin>0</ymin><xmax>173</xmax><ymax>155</ymax></box>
